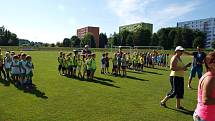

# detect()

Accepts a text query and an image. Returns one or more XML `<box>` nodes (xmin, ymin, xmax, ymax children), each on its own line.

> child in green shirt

<box><xmin>91</xmin><ymin>53</ymin><xmax>96</xmax><ymax>80</ymax></box>
<box><xmin>77</xmin><ymin>54</ymin><xmax>82</xmax><ymax>79</ymax></box>
<box><xmin>86</xmin><ymin>54</ymin><xmax>92</xmax><ymax>79</ymax></box>
<box><xmin>58</xmin><ymin>51</ymin><xmax>63</xmax><ymax>75</ymax></box>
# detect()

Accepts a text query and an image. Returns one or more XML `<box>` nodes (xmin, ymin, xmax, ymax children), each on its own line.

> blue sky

<box><xmin>0</xmin><ymin>0</ymin><xmax>214</xmax><ymax>43</ymax></box>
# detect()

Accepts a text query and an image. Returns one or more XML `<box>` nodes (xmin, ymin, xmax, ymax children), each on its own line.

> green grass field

<box><xmin>0</xmin><ymin>51</ymin><xmax>200</xmax><ymax>121</ymax></box>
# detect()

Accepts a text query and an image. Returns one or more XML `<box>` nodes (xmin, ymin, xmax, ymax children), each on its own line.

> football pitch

<box><xmin>0</xmin><ymin>51</ymin><xmax>199</xmax><ymax>121</ymax></box>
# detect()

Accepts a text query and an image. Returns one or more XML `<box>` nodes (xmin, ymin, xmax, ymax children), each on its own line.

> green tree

<box><xmin>119</xmin><ymin>30</ymin><xmax>130</xmax><ymax>46</ymax></box>
<box><xmin>174</xmin><ymin>29</ymin><xmax>183</xmax><ymax>47</ymax></box>
<box><xmin>126</xmin><ymin>32</ymin><xmax>134</xmax><ymax>46</ymax></box>
<box><xmin>56</xmin><ymin>42</ymin><xmax>63</xmax><ymax>47</ymax></box>
<box><xmin>151</xmin><ymin>33</ymin><xmax>159</xmax><ymax>46</ymax></box>
<box><xmin>133</xmin><ymin>28</ymin><xmax>152</xmax><ymax>46</ymax></box>
<box><xmin>63</xmin><ymin>38</ymin><xmax>71</xmax><ymax>47</ymax></box>
<box><xmin>81</xmin><ymin>33</ymin><xmax>96</xmax><ymax>48</ymax></box>
<box><xmin>193</xmin><ymin>36</ymin><xmax>205</xmax><ymax>48</ymax></box>
<box><xmin>71</xmin><ymin>36</ymin><xmax>81</xmax><ymax>47</ymax></box>
<box><xmin>181</xmin><ymin>28</ymin><xmax>194</xmax><ymax>48</ymax></box>
<box><xmin>112</xmin><ymin>32</ymin><xmax>121</xmax><ymax>46</ymax></box>
<box><xmin>99</xmin><ymin>33</ymin><xmax>108</xmax><ymax>48</ymax></box>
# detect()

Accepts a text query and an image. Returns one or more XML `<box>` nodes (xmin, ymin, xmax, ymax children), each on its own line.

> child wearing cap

<box><xmin>72</xmin><ymin>50</ymin><xmax>78</xmax><ymax>77</ymax></box>
<box><xmin>11</xmin><ymin>55</ymin><xmax>21</xmax><ymax>84</ymax></box>
<box><xmin>62</xmin><ymin>53</ymin><xmax>67</xmax><ymax>76</ymax></box>
<box><xmin>58</xmin><ymin>51</ymin><xmax>64</xmax><ymax>75</ymax></box>
<box><xmin>19</xmin><ymin>53</ymin><xmax>27</xmax><ymax>86</ymax></box>
<box><xmin>67</xmin><ymin>53</ymin><xmax>73</xmax><ymax>77</ymax></box>
<box><xmin>105</xmin><ymin>53</ymin><xmax>110</xmax><ymax>74</ymax></box>
<box><xmin>116</xmin><ymin>53</ymin><xmax>122</xmax><ymax>76</ymax></box>
<box><xmin>4</xmin><ymin>52</ymin><xmax>12</xmax><ymax>81</ymax></box>
<box><xmin>25</xmin><ymin>55</ymin><xmax>34</xmax><ymax>89</ymax></box>
<box><xmin>101</xmin><ymin>53</ymin><xmax>106</xmax><ymax>74</ymax></box>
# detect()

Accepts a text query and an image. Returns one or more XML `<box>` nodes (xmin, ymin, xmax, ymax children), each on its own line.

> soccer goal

<box><xmin>112</xmin><ymin>46</ymin><xmax>132</xmax><ymax>54</ymax></box>
<box><xmin>133</xmin><ymin>46</ymin><xmax>163</xmax><ymax>52</ymax></box>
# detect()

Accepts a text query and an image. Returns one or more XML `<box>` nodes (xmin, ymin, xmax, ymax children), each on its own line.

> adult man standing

<box><xmin>187</xmin><ymin>46</ymin><xmax>206</xmax><ymax>89</ymax></box>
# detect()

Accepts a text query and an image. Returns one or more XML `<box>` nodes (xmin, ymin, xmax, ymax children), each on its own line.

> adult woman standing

<box><xmin>193</xmin><ymin>51</ymin><xmax>215</xmax><ymax>121</ymax></box>
<box><xmin>160</xmin><ymin>46</ymin><xmax>191</xmax><ymax>109</ymax></box>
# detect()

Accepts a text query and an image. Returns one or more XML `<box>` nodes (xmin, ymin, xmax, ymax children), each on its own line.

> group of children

<box><xmin>101</xmin><ymin>50</ymin><xmax>169</xmax><ymax>77</ymax></box>
<box><xmin>58</xmin><ymin>49</ymin><xmax>169</xmax><ymax>80</ymax></box>
<box><xmin>58</xmin><ymin>50</ymin><xmax>97</xmax><ymax>80</ymax></box>
<box><xmin>0</xmin><ymin>48</ymin><xmax>34</xmax><ymax>89</ymax></box>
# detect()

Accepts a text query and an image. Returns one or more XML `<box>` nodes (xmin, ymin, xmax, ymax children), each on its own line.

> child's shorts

<box><xmin>26</xmin><ymin>71</ymin><xmax>33</xmax><ymax>77</ymax></box>
<box><xmin>83</xmin><ymin>66</ymin><xmax>87</xmax><ymax>72</ymax></box>
<box><xmin>113</xmin><ymin>65</ymin><xmax>117</xmax><ymax>69</ymax></box>
<box><xmin>92</xmin><ymin>69</ymin><xmax>96</xmax><ymax>73</ymax></box>
<box><xmin>77</xmin><ymin>66</ymin><xmax>81</xmax><ymax>72</ymax></box>
<box><xmin>62</xmin><ymin>66</ymin><xmax>66</xmax><ymax>71</ymax></box>
<box><xmin>121</xmin><ymin>66</ymin><xmax>126</xmax><ymax>70</ymax></box>
<box><xmin>87</xmin><ymin>70</ymin><xmax>91</xmax><ymax>77</ymax></box>
<box><xmin>5</xmin><ymin>68</ymin><xmax>11</xmax><ymax>72</ymax></box>
<box><xmin>11</xmin><ymin>73</ymin><xmax>20</xmax><ymax>77</ymax></box>
<box><xmin>58</xmin><ymin>64</ymin><xmax>62</xmax><ymax>71</ymax></box>
<box><xmin>105</xmin><ymin>63</ymin><xmax>109</xmax><ymax>68</ymax></box>
<box><xmin>101</xmin><ymin>64</ymin><xmax>106</xmax><ymax>68</ymax></box>
<box><xmin>68</xmin><ymin>65</ymin><xmax>73</xmax><ymax>71</ymax></box>
<box><xmin>73</xmin><ymin>66</ymin><xmax>77</xmax><ymax>71</ymax></box>
<box><xmin>20</xmin><ymin>73</ymin><xmax>26</xmax><ymax>78</ymax></box>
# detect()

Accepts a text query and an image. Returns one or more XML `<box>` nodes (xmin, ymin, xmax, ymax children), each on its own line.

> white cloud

<box><xmin>107</xmin><ymin>0</ymin><xmax>200</xmax><ymax>31</ymax></box>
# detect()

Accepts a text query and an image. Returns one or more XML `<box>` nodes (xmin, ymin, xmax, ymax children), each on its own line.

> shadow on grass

<box><xmin>127</xmin><ymin>70</ymin><xmax>163</xmax><ymax>75</ymax></box>
<box><xmin>70</xmin><ymin>76</ymin><xmax>120</xmax><ymax>88</ymax></box>
<box><xmin>0</xmin><ymin>79</ymin><xmax>48</xmax><ymax>99</ymax></box>
<box><xmin>0</xmin><ymin>79</ymin><xmax>10</xmax><ymax>86</ymax></box>
<box><xmin>94</xmin><ymin>77</ymin><xmax>114</xmax><ymax>82</ymax></box>
<box><xmin>165</xmin><ymin>106</ymin><xmax>194</xmax><ymax>116</ymax></box>
<box><xmin>22</xmin><ymin>84</ymin><xmax>48</xmax><ymax>99</ymax></box>
<box><xmin>153</xmin><ymin>67</ymin><xmax>169</xmax><ymax>71</ymax></box>
<box><xmin>126</xmin><ymin>75</ymin><xmax>149</xmax><ymax>82</ymax></box>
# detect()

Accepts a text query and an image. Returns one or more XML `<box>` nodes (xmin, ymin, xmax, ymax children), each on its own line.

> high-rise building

<box><xmin>177</xmin><ymin>18</ymin><xmax>215</xmax><ymax>48</ymax></box>
<box><xmin>119</xmin><ymin>22</ymin><xmax>153</xmax><ymax>33</ymax></box>
<box><xmin>77</xmin><ymin>26</ymin><xmax>99</xmax><ymax>48</ymax></box>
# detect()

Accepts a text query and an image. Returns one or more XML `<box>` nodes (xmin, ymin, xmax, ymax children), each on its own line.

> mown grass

<box><xmin>0</xmin><ymin>51</ymin><xmax>200</xmax><ymax>121</ymax></box>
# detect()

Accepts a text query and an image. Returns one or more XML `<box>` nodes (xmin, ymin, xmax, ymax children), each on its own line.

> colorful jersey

<box><xmin>91</xmin><ymin>59</ymin><xmax>96</xmax><ymax>70</ymax></box>
<box><xmin>67</xmin><ymin>57</ymin><xmax>73</xmax><ymax>66</ymax></box>
<box><xmin>140</xmin><ymin>57</ymin><xmax>144</xmax><ymax>64</ymax></box>
<box><xmin>73</xmin><ymin>56</ymin><xmax>78</xmax><ymax>66</ymax></box>
<box><xmin>77</xmin><ymin>59</ymin><xmax>82</xmax><ymax>67</ymax></box>
<box><xmin>86</xmin><ymin>58</ymin><xmax>92</xmax><ymax>70</ymax></box>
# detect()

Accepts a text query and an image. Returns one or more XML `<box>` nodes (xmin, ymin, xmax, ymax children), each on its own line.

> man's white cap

<box><xmin>85</xmin><ymin>45</ymin><xmax>89</xmax><ymax>48</ymax></box>
<box><xmin>175</xmin><ymin>46</ymin><xmax>185</xmax><ymax>51</ymax></box>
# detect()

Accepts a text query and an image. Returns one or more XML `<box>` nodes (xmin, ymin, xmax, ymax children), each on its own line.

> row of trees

<box><xmin>108</xmin><ymin>27</ymin><xmax>206</xmax><ymax>50</ymax></box>
<box><xmin>0</xmin><ymin>26</ymin><xmax>19</xmax><ymax>46</ymax></box>
<box><xmin>59</xmin><ymin>33</ymin><xmax>108</xmax><ymax>48</ymax></box>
